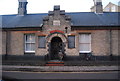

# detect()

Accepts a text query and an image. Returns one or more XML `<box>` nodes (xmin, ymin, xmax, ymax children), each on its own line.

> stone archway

<box><xmin>46</xmin><ymin>32</ymin><xmax>67</xmax><ymax>60</ymax></box>
<box><xmin>47</xmin><ymin>32</ymin><xmax>67</xmax><ymax>43</ymax></box>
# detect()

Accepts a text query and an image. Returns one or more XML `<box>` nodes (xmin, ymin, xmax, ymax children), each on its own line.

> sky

<box><xmin>0</xmin><ymin>0</ymin><xmax>119</xmax><ymax>15</ymax></box>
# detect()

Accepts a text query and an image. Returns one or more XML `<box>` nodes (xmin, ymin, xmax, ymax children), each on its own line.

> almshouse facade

<box><xmin>1</xmin><ymin>0</ymin><xmax>120</xmax><ymax>61</ymax></box>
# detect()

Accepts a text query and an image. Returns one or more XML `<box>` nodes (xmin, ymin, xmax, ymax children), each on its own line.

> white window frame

<box><xmin>24</xmin><ymin>34</ymin><xmax>35</xmax><ymax>53</ymax></box>
<box><xmin>79</xmin><ymin>34</ymin><xmax>91</xmax><ymax>53</ymax></box>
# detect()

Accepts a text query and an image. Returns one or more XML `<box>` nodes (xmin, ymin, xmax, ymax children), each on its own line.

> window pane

<box><xmin>79</xmin><ymin>34</ymin><xmax>90</xmax><ymax>43</ymax></box>
<box><xmin>31</xmin><ymin>43</ymin><xmax>35</xmax><ymax>51</ymax></box>
<box><xmin>26</xmin><ymin>35</ymin><xmax>31</xmax><ymax>42</ymax></box>
<box><xmin>26</xmin><ymin>34</ymin><xmax>35</xmax><ymax>43</ymax></box>
<box><xmin>68</xmin><ymin>36</ymin><xmax>75</xmax><ymax>48</ymax></box>
<box><xmin>38</xmin><ymin>36</ymin><xmax>46</xmax><ymax>48</ymax></box>
<box><xmin>31</xmin><ymin>34</ymin><xmax>35</xmax><ymax>42</ymax></box>
<box><xmin>26</xmin><ymin>43</ymin><xmax>31</xmax><ymax>51</ymax></box>
<box><xmin>79</xmin><ymin>44</ymin><xmax>90</xmax><ymax>51</ymax></box>
<box><xmin>25</xmin><ymin>34</ymin><xmax>35</xmax><ymax>52</ymax></box>
<box><xmin>79</xmin><ymin>34</ymin><xmax>91</xmax><ymax>53</ymax></box>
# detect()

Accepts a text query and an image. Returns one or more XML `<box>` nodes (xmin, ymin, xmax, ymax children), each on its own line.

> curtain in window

<box><xmin>25</xmin><ymin>34</ymin><xmax>35</xmax><ymax>53</ymax></box>
<box><xmin>79</xmin><ymin>34</ymin><xmax>91</xmax><ymax>53</ymax></box>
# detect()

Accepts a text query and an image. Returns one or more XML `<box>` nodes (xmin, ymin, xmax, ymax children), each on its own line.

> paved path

<box><xmin>3</xmin><ymin>71</ymin><xmax>119</xmax><ymax>79</ymax></box>
<box><xmin>2</xmin><ymin>65</ymin><xmax>119</xmax><ymax>72</ymax></box>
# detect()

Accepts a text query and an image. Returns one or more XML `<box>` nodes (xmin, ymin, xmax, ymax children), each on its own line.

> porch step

<box><xmin>45</xmin><ymin>60</ymin><xmax>64</xmax><ymax>66</ymax></box>
<box><xmin>45</xmin><ymin>64</ymin><xmax>64</xmax><ymax>66</ymax></box>
<box><xmin>47</xmin><ymin>61</ymin><xmax>64</xmax><ymax>64</ymax></box>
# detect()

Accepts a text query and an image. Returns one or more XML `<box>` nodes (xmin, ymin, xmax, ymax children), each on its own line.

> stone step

<box><xmin>45</xmin><ymin>64</ymin><xmax>64</xmax><ymax>66</ymax></box>
<box><xmin>47</xmin><ymin>61</ymin><xmax>64</xmax><ymax>64</ymax></box>
<box><xmin>45</xmin><ymin>60</ymin><xmax>64</xmax><ymax>66</ymax></box>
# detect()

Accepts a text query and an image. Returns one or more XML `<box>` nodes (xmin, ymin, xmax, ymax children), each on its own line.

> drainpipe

<box><xmin>5</xmin><ymin>31</ymin><xmax>8</xmax><ymax>60</ymax></box>
<box><xmin>109</xmin><ymin>30</ymin><xmax>112</xmax><ymax>60</ymax></box>
<box><xmin>5</xmin><ymin>30</ymin><xmax>10</xmax><ymax>60</ymax></box>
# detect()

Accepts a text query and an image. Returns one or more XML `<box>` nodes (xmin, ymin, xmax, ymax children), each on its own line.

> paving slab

<box><xmin>2</xmin><ymin>65</ymin><xmax>119</xmax><ymax>72</ymax></box>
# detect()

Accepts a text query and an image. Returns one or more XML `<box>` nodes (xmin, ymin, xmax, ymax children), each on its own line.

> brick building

<box><xmin>91</xmin><ymin>1</ymin><xmax>120</xmax><ymax>12</ymax></box>
<box><xmin>104</xmin><ymin>2</ymin><xmax>120</xmax><ymax>12</ymax></box>
<box><xmin>1</xmin><ymin>0</ymin><xmax>120</xmax><ymax>62</ymax></box>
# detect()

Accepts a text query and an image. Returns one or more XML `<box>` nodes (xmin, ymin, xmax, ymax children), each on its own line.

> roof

<box><xmin>109</xmin><ymin>2</ymin><xmax>120</xmax><ymax>6</ymax></box>
<box><xmin>1</xmin><ymin>12</ymin><xmax>120</xmax><ymax>28</ymax></box>
<box><xmin>67</xmin><ymin>12</ymin><xmax>120</xmax><ymax>26</ymax></box>
<box><xmin>2</xmin><ymin>13</ymin><xmax>47</xmax><ymax>28</ymax></box>
<box><xmin>104</xmin><ymin>2</ymin><xmax>120</xmax><ymax>9</ymax></box>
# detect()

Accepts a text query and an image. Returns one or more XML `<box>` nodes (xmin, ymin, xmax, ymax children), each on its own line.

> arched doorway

<box><xmin>50</xmin><ymin>37</ymin><xmax>63</xmax><ymax>60</ymax></box>
<box><xmin>46</xmin><ymin>32</ymin><xmax>67</xmax><ymax>60</ymax></box>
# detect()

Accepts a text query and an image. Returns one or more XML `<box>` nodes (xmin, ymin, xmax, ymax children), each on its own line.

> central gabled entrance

<box><xmin>50</xmin><ymin>37</ymin><xmax>63</xmax><ymax>60</ymax></box>
<box><xmin>46</xmin><ymin>31</ymin><xmax>67</xmax><ymax>61</ymax></box>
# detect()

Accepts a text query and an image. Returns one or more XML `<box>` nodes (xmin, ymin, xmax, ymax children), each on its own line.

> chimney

<box><xmin>54</xmin><ymin>5</ymin><xmax>60</xmax><ymax>11</ymax></box>
<box><xmin>18</xmin><ymin>0</ymin><xmax>28</xmax><ymax>15</ymax></box>
<box><xmin>93</xmin><ymin>0</ymin><xmax>103</xmax><ymax>13</ymax></box>
<box><xmin>53</xmin><ymin>5</ymin><xmax>61</xmax><ymax>16</ymax></box>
